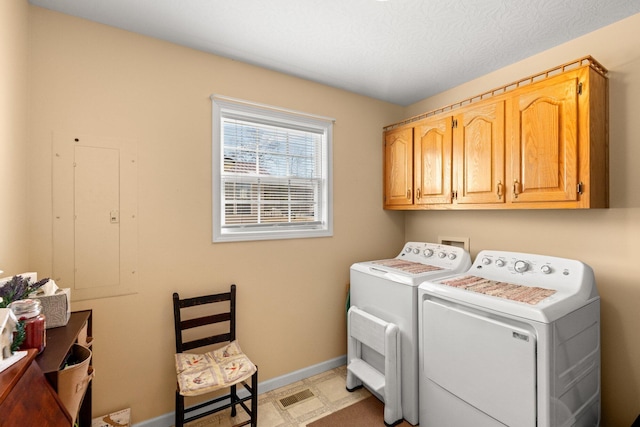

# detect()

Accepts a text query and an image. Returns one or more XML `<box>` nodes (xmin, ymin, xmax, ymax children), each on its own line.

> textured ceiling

<box><xmin>28</xmin><ymin>0</ymin><xmax>640</xmax><ymax>106</ymax></box>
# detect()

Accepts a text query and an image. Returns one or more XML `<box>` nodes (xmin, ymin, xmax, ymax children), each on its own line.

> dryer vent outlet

<box><xmin>438</xmin><ymin>236</ymin><xmax>470</xmax><ymax>252</ymax></box>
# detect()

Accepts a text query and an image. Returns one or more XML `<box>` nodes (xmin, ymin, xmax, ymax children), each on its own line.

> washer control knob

<box><xmin>541</xmin><ymin>265</ymin><xmax>552</xmax><ymax>274</ymax></box>
<box><xmin>423</xmin><ymin>249</ymin><xmax>434</xmax><ymax>257</ymax></box>
<box><xmin>496</xmin><ymin>259</ymin><xmax>506</xmax><ymax>267</ymax></box>
<box><xmin>438</xmin><ymin>252</ymin><xmax>446</xmax><ymax>258</ymax></box>
<box><xmin>482</xmin><ymin>257</ymin><xmax>491</xmax><ymax>265</ymax></box>
<box><xmin>514</xmin><ymin>260</ymin><xmax>529</xmax><ymax>273</ymax></box>
<box><xmin>413</xmin><ymin>248</ymin><xmax>420</xmax><ymax>254</ymax></box>
<box><xmin>405</xmin><ymin>247</ymin><xmax>412</xmax><ymax>253</ymax></box>
<box><xmin>448</xmin><ymin>253</ymin><xmax>457</xmax><ymax>260</ymax></box>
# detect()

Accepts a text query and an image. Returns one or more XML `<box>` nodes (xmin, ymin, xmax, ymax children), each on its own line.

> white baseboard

<box><xmin>134</xmin><ymin>355</ymin><xmax>346</xmax><ymax>427</ymax></box>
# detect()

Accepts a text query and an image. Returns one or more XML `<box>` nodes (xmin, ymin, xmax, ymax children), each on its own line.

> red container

<box><xmin>9</xmin><ymin>299</ymin><xmax>46</xmax><ymax>354</ymax></box>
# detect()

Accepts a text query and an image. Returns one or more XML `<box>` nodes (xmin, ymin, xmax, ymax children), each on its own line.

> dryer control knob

<box><xmin>413</xmin><ymin>248</ymin><xmax>420</xmax><ymax>254</ymax></box>
<box><xmin>405</xmin><ymin>247</ymin><xmax>412</xmax><ymax>253</ymax></box>
<box><xmin>448</xmin><ymin>253</ymin><xmax>457</xmax><ymax>260</ymax></box>
<box><xmin>482</xmin><ymin>257</ymin><xmax>491</xmax><ymax>265</ymax></box>
<box><xmin>496</xmin><ymin>259</ymin><xmax>506</xmax><ymax>267</ymax></box>
<box><xmin>514</xmin><ymin>260</ymin><xmax>529</xmax><ymax>273</ymax></box>
<box><xmin>423</xmin><ymin>249</ymin><xmax>434</xmax><ymax>257</ymax></box>
<box><xmin>541</xmin><ymin>265</ymin><xmax>552</xmax><ymax>274</ymax></box>
<box><xmin>438</xmin><ymin>252</ymin><xmax>447</xmax><ymax>258</ymax></box>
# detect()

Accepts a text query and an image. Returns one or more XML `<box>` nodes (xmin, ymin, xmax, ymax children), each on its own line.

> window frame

<box><xmin>212</xmin><ymin>95</ymin><xmax>334</xmax><ymax>242</ymax></box>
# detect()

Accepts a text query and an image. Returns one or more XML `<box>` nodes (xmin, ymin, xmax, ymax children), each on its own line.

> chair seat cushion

<box><xmin>175</xmin><ymin>341</ymin><xmax>257</xmax><ymax>397</ymax></box>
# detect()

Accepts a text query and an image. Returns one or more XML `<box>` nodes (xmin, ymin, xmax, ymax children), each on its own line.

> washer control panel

<box><xmin>399</xmin><ymin>242</ymin><xmax>470</xmax><ymax>270</ymax></box>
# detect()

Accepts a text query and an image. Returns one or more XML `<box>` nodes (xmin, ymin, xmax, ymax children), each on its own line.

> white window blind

<box><xmin>212</xmin><ymin>95</ymin><xmax>333</xmax><ymax>242</ymax></box>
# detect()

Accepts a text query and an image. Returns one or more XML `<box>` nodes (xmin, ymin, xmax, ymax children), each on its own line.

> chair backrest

<box><xmin>173</xmin><ymin>284</ymin><xmax>237</xmax><ymax>353</ymax></box>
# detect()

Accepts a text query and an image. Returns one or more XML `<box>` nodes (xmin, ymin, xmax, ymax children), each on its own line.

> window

<box><xmin>212</xmin><ymin>95</ymin><xmax>333</xmax><ymax>242</ymax></box>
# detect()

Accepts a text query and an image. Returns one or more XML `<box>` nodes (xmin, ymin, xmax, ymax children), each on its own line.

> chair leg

<box><xmin>251</xmin><ymin>370</ymin><xmax>258</xmax><ymax>427</ymax></box>
<box><xmin>230</xmin><ymin>384</ymin><xmax>237</xmax><ymax>417</ymax></box>
<box><xmin>175</xmin><ymin>391</ymin><xmax>184</xmax><ymax>427</ymax></box>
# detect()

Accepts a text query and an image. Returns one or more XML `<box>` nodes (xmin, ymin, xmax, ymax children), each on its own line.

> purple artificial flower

<box><xmin>0</xmin><ymin>275</ymin><xmax>49</xmax><ymax>308</ymax></box>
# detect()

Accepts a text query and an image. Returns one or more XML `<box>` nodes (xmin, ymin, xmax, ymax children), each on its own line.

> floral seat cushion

<box><xmin>175</xmin><ymin>340</ymin><xmax>257</xmax><ymax>397</ymax></box>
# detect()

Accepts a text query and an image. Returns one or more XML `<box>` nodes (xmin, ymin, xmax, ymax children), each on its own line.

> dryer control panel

<box><xmin>467</xmin><ymin>250</ymin><xmax>599</xmax><ymax>308</ymax></box>
<box><xmin>474</xmin><ymin>250</ymin><xmax>587</xmax><ymax>283</ymax></box>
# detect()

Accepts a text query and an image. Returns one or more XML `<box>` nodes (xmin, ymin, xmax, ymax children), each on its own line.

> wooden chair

<box><xmin>172</xmin><ymin>284</ymin><xmax>258</xmax><ymax>427</ymax></box>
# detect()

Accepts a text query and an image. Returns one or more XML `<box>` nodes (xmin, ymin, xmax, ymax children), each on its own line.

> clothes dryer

<box><xmin>418</xmin><ymin>250</ymin><xmax>600</xmax><ymax>427</ymax></box>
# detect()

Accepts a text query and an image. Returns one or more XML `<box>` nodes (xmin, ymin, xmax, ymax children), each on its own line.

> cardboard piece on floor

<box><xmin>91</xmin><ymin>408</ymin><xmax>130</xmax><ymax>427</ymax></box>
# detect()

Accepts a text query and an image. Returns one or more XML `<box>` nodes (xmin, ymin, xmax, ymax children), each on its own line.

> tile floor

<box><xmin>185</xmin><ymin>365</ymin><xmax>372</xmax><ymax>427</ymax></box>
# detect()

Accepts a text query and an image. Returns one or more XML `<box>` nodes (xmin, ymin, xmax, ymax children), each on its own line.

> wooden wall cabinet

<box><xmin>383</xmin><ymin>57</ymin><xmax>608</xmax><ymax>211</ymax></box>
<box><xmin>414</xmin><ymin>115</ymin><xmax>453</xmax><ymax>205</ymax></box>
<box><xmin>507</xmin><ymin>65</ymin><xmax>608</xmax><ymax>208</ymax></box>
<box><xmin>453</xmin><ymin>99</ymin><xmax>506</xmax><ymax>206</ymax></box>
<box><xmin>383</xmin><ymin>98</ymin><xmax>506</xmax><ymax>209</ymax></box>
<box><xmin>383</xmin><ymin>126</ymin><xmax>414</xmax><ymax>207</ymax></box>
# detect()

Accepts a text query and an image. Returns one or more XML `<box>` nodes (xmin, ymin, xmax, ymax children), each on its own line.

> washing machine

<box><xmin>348</xmin><ymin>242</ymin><xmax>472</xmax><ymax>425</ymax></box>
<box><xmin>418</xmin><ymin>250</ymin><xmax>600</xmax><ymax>427</ymax></box>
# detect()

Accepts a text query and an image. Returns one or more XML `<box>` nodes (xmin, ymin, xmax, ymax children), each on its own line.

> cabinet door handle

<box><xmin>497</xmin><ymin>181</ymin><xmax>503</xmax><ymax>199</ymax></box>
<box><xmin>416</xmin><ymin>188</ymin><xmax>421</xmax><ymax>200</ymax></box>
<box><xmin>513</xmin><ymin>179</ymin><xmax>521</xmax><ymax>198</ymax></box>
<box><xmin>407</xmin><ymin>189</ymin><xmax>412</xmax><ymax>200</ymax></box>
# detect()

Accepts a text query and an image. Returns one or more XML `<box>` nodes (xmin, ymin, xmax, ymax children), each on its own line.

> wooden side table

<box><xmin>0</xmin><ymin>349</ymin><xmax>72</xmax><ymax>426</ymax></box>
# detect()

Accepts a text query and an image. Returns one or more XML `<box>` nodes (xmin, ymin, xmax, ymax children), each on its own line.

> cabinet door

<box><xmin>454</xmin><ymin>100</ymin><xmax>505</xmax><ymax>204</ymax></box>
<box><xmin>414</xmin><ymin>116</ymin><xmax>453</xmax><ymax>205</ymax></box>
<box><xmin>384</xmin><ymin>127</ymin><xmax>414</xmax><ymax>206</ymax></box>
<box><xmin>509</xmin><ymin>71</ymin><xmax>579</xmax><ymax>203</ymax></box>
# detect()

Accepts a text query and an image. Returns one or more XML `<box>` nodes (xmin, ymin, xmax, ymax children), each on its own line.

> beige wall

<box><xmin>0</xmin><ymin>0</ymin><xmax>29</xmax><ymax>274</ymax></box>
<box><xmin>26</xmin><ymin>6</ymin><xmax>405</xmax><ymax>423</ymax></box>
<box><xmin>18</xmin><ymin>3</ymin><xmax>640</xmax><ymax>425</ymax></box>
<box><xmin>404</xmin><ymin>13</ymin><xmax>640</xmax><ymax>427</ymax></box>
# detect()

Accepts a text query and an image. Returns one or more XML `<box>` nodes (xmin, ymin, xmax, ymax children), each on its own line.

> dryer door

<box><xmin>422</xmin><ymin>298</ymin><xmax>537</xmax><ymax>427</ymax></box>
